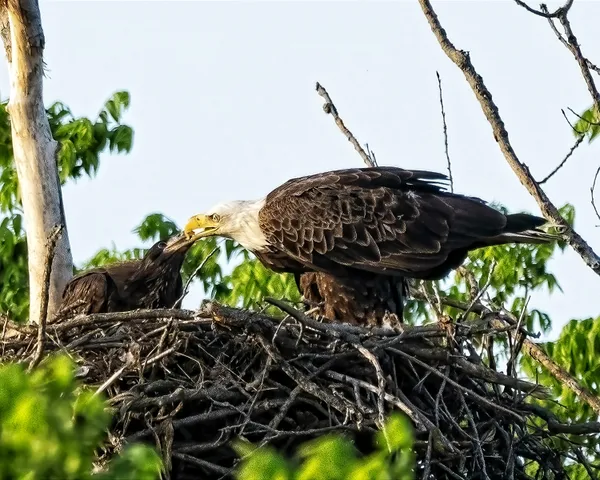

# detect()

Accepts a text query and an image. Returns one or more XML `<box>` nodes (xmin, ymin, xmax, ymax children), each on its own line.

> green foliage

<box><xmin>52</xmin><ymin>92</ymin><xmax>133</xmax><ymax>183</ymax></box>
<box><xmin>218</xmin><ymin>258</ymin><xmax>301</xmax><ymax>313</ymax></box>
<box><xmin>574</xmin><ymin>104</ymin><xmax>600</xmax><ymax>142</ymax></box>
<box><xmin>0</xmin><ymin>355</ymin><xmax>162</xmax><ymax>480</ymax></box>
<box><xmin>0</xmin><ymin>214</ymin><xmax>28</xmax><ymax>320</ymax></box>
<box><xmin>522</xmin><ymin>316</ymin><xmax>600</xmax><ymax>423</ymax></box>
<box><xmin>520</xmin><ymin>316</ymin><xmax>600</xmax><ymax>474</ymax></box>
<box><xmin>233</xmin><ymin>413</ymin><xmax>414</xmax><ymax>480</ymax></box>
<box><xmin>0</xmin><ymin>91</ymin><xmax>134</xmax><ymax>323</ymax></box>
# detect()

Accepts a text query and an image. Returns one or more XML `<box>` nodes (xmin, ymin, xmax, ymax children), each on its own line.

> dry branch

<box><xmin>436</xmin><ymin>71</ymin><xmax>453</xmax><ymax>192</ymax></box>
<box><xmin>2</xmin><ymin>302</ymin><xmax>599</xmax><ymax>479</ymax></box>
<box><xmin>418</xmin><ymin>0</ymin><xmax>600</xmax><ymax>277</ymax></box>
<box><xmin>315</xmin><ymin>82</ymin><xmax>378</xmax><ymax>168</ymax></box>
<box><xmin>592</xmin><ymin>166</ymin><xmax>600</xmax><ymax>224</ymax></box>
<box><xmin>538</xmin><ymin>135</ymin><xmax>584</xmax><ymax>184</ymax></box>
<box><xmin>28</xmin><ymin>224</ymin><xmax>63</xmax><ymax>371</ymax></box>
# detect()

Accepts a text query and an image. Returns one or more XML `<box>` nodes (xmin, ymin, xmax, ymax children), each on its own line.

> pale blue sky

<box><xmin>2</xmin><ymin>1</ymin><xmax>599</xmax><ymax>340</ymax></box>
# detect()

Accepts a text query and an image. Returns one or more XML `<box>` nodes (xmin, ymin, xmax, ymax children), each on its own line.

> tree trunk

<box><xmin>0</xmin><ymin>0</ymin><xmax>73</xmax><ymax>324</ymax></box>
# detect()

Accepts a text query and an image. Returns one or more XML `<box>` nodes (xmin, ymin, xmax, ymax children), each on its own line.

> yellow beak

<box><xmin>183</xmin><ymin>214</ymin><xmax>220</xmax><ymax>240</ymax></box>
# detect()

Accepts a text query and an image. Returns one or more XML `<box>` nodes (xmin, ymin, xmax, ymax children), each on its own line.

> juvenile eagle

<box><xmin>57</xmin><ymin>234</ymin><xmax>196</xmax><ymax>317</ymax></box>
<box><xmin>183</xmin><ymin>167</ymin><xmax>554</xmax><ymax>326</ymax></box>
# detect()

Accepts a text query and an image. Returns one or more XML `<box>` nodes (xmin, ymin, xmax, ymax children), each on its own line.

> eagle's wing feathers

<box><xmin>58</xmin><ymin>270</ymin><xmax>112</xmax><ymax>316</ymax></box>
<box><xmin>259</xmin><ymin>167</ymin><xmax>509</xmax><ymax>278</ymax></box>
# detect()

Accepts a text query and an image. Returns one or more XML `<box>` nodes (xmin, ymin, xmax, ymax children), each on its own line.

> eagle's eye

<box><xmin>158</xmin><ymin>242</ymin><xmax>167</xmax><ymax>249</ymax></box>
<box><xmin>210</xmin><ymin>213</ymin><xmax>220</xmax><ymax>223</ymax></box>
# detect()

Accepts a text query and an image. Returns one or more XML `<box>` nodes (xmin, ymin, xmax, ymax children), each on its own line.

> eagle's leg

<box><xmin>296</xmin><ymin>271</ymin><xmax>405</xmax><ymax>331</ymax></box>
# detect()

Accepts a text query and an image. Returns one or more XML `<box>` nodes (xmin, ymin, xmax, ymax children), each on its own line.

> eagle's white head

<box><xmin>183</xmin><ymin>198</ymin><xmax>268</xmax><ymax>252</ymax></box>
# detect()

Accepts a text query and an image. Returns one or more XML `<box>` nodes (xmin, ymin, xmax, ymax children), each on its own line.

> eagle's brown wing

<box><xmin>258</xmin><ymin>167</ymin><xmax>547</xmax><ymax>280</ymax></box>
<box><xmin>57</xmin><ymin>270</ymin><xmax>119</xmax><ymax>317</ymax></box>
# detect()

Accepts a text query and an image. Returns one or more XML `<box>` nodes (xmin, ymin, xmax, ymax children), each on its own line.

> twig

<box><xmin>567</xmin><ymin>106</ymin><xmax>600</xmax><ymax>127</ymax></box>
<box><xmin>513</xmin><ymin>0</ymin><xmax>567</xmax><ymax>19</ymax></box>
<box><xmin>539</xmin><ymin>8</ymin><xmax>600</xmax><ymax>79</ymax></box>
<box><xmin>591</xmin><ymin>166</ymin><xmax>600</xmax><ymax>224</ymax></box>
<box><xmin>436</xmin><ymin>71</ymin><xmax>453</xmax><ymax>192</ymax></box>
<box><xmin>389</xmin><ymin>347</ymin><xmax>524</xmax><ymax>421</ymax></box>
<box><xmin>562</xmin><ymin>108</ymin><xmax>587</xmax><ymax>135</ymax></box>
<box><xmin>315</xmin><ymin>82</ymin><xmax>377</xmax><ymax>167</ymax></box>
<box><xmin>255</xmin><ymin>334</ymin><xmax>364</xmax><ymax>422</ymax></box>
<box><xmin>355</xmin><ymin>345</ymin><xmax>386</xmax><ymax>434</ymax></box>
<box><xmin>460</xmin><ymin>393</ymin><xmax>490</xmax><ymax>480</ymax></box>
<box><xmin>50</xmin><ymin>308</ymin><xmax>203</xmax><ymax>333</ymax></box>
<box><xmin>507</xmin><ymin>296</ymin><xmax>530</xmax><ymax>380</ymax></box>
<box><xmin>94</xmin><ymin>365</ymin><xmax>128</xmax><ymax>398</ymax></box>
<box><xmin>28</xmin><ymin>225</ymin><xmax>63</xmax><ymax>372</ymax></box>
<box><xmin>422</xmin><ymin>430</ymin><xmax>434</xmax><ymax>480</ymax></box>
<box><xmin>172</xmin><ymin>452</ymin><xmax>230</xmax><ymax>475</ymax></box>
<box><xmin>172</xmin><ymin>245</ymin><xmax>219</xmax><ymax>308</ymax></box>
<box><xmin>553</xmin><ymin>5</ymin><xmax>600</xmax><ymax>111</ymax></box>
<box><xmin>324</xmin><ymin>370</ymin><xmax>431</xmax><ymax>432</ymax></box>
<box><xmin>418</xmin><ymin>0</ymin><xmax>600</xmax><ymax>276</ymax></box>
<box><xmin>538</xmin><ymin>135</ymin><xmax>584</xmax><ymax>184</ymax></box>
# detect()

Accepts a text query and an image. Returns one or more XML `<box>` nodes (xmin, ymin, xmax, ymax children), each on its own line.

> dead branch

<box><xmin>538</xmin><ymin>3</ymin><xmax>600</xmax><ymax>111</ymax></box>
<box><xmin>538</xmin><ymin>135</ymin><xmax>584</xmax><ymax>184</ymax></box>
<box><xmin>592</xmin><ymin>166</ymin><xmax>600</xmax><ymax>224</ymax></box>
<box><xmin>173</xmin><ymin>245</ymin><xmax>220</xmax><ymax>308</ymax></box>
<box><xmin>436</xmin><ymin>71</ymin><xmax>453</xmax><ymax>192</ymax></box>
<box><xmin>418</xmin><ymin>0</ymin><xmax>600</xmax><ymax>277</ymax></box>
<box><xmin>513</xmin><ymin>0</ymin><xmax>571</xmax><ymax>19</ymax></box>
<box><xmin>315</xmin><ymin>82</ymin><xmax>378</xmax><ymax>168</ymax></box>
<box><xmin>28</xmin><ymin>224</ymin><xmax>63</xmax><ymax>371</ymax></box>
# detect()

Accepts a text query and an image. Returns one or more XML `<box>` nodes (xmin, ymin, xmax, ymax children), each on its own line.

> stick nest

<box><xmin>0</xmin><ymin>301</ymin><xmax>589</xmax><ymax>479</ymax></box>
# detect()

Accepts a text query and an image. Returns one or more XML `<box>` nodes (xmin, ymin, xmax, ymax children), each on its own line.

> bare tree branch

<box><xmin>513</xmin><ymin>0</ymin><xmax>571</xmax><ymax>19</ymax></box>
<box><xmin>567</xmin><ymin>106</ymin><xmax>600</xmax><ymax>127</ymax></box>
<box><xmin>28</xmin><ymin>224</ymin><xmax>63</xmax><ymax>371</ymax></box>
<box><xmin>172</xmin><ymin>245</ymin><xmax>220</xmax><ymax>308</ymax></box>
<box><xmin>436</xmin><ymin>71</ymin><xmax>454</xmax><ymax>192</ymax></box>
<box><xmin>552</xmin><ymin>6</ymin><xmax>600</xmax><ymax>111</ymax></box>
<box><xmin>315</xmin><ymin>82</ymin><xmax>378</xmax><ymax>168</ymax></box>
<box><xmin>418</xmin><ymin>0</ymin><xmax>600</xmax><ymax>276</ymax></box>
<box><xmin>591</xmin><ymin>166</ymin><xmax>600</xmax><ymax>225</ymax></box>
<box><xmin>538</xmin><ymin>135</ymin><xmax>584</xmax><ymax>184</ymax></box>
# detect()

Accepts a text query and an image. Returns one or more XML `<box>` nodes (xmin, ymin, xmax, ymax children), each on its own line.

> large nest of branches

<box><xmin>2</xmin><ymin>301</ymin><xmax>594</xmax><ymax>480</ymax></box>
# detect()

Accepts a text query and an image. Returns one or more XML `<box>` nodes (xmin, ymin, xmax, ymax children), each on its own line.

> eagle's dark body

<box><xmin>297</xmin><ymin>271</ymin><xmax>407</xmax><ymax>327</ymax></box>
<box><xmin>247</xmin><ymin>167</ymin><xmax>552</xmax><ymax>326</ymax></box>
<box><xmin>57</xmin><ymin>237</ymin><xmax>194</xmax><ymax>317</ymax></box>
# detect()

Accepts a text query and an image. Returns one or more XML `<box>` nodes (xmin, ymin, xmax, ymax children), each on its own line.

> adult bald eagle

<box><xmin>57</xmin><ymin>234</ymin><xmax>196</xmax><ymax>317</ymax></box>
<box><xmin>183</xmin><ymin>167</ymin><xmax>554</xmax><ymax>326</ymax></box>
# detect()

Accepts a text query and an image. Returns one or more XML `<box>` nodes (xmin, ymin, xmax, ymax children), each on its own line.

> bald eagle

<box><xmin>183</xmin><ymin>167</ymin><xmax>554</xmax><ymax>326</ymax></box>
<box><xmin>57</xmin><ymin>234</ymin><xmax>196</xmax><ymax>317</ymax></box>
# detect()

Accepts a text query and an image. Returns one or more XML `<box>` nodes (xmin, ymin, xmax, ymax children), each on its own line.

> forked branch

<box><xmin>418</xmin><ymin>0</ymin><xmax>600</xmax><ymax>276</ymax></box>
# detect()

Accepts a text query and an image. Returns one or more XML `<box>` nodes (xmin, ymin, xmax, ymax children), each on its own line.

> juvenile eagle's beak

<box><xmin>163</xmin><ymin>232</ymin><xmax>197</xmax><ymax>253</ymax></box>
<box><xmin>183</xmin><ymin>214</ymin><xmax>220</xmax><ymax>240</ymax></box>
